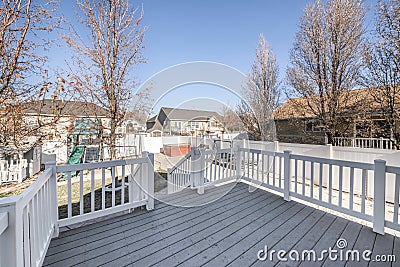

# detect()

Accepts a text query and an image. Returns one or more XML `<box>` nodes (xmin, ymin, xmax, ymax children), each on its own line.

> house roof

<box><xmin>147</xmin><ymin>115</ymin><xmax>157</xmax><ymax>123</ymax></box>
<box><xmin>22</xmin><ymin>100</ymin><xmax>108</xmax><ymax>118</ymax></box>
<box><xmin>273</xmin><ymin>88</ymin><xmax>376</xmax><ymax>119</ymax></box>
<box><xmin>160</xmin><ymin>107</ymin><xmax>219</xmax><ymax>121</ymax></box>
<box><xmin>147</xmin><ymin>107</ymin><xmax>221</xmax><ymax>132</ymax></box>
<box><xmin>0</xmin><ymin>135</ymin><xmax>40</xmax><ymax>156</ymax></box>
<box><xmin>148</xmin><ymin>119</ymin><xmax>164</xmax><ymax>132</ymax></box>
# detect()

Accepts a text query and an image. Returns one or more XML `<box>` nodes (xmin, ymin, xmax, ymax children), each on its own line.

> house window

<box><xmin>174</xmin><ymin>121</ymin><xmax>182</xmax><ymax>129</ymax></box>
<box><xmin>305</xmin><ymin>120</ymin><xmax>324</xmax><ymax>132</ymax></box>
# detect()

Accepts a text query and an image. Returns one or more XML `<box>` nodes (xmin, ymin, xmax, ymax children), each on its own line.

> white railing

<box><xmin>167</xmin><ymin>147</ymin><xmax>239</xmax><ymax>194</ymax></box>
<box><xmin>333</xmin><ymin>137</ymin><xmax>395</xmax><ymax>150</ymax></box>
<box><xmin>240</xmin><ymin>148</ymin><xmax>400</xmax><ymax>235</ymax></box>
<box><xmin>382</xmin><ymin>164</ymin><xmax>400</xmax><ymax>232</ymax></box>
<box><xmin>288</xmin><ymin>153</ymin><xmax>375</xmax><ymax>223</ymax></box>
<box><xmin>56</xmin><ymin>151</ymin><xmax>154</xmax><ymax>227</ymax></box>
<box><xmin>0</xmin><ymin>164</ymin><xmax>58</xmax><ymax>267</ymax></box>
<box><xmin>167</xmin><ymin>150</ymin><xmax>193</xmax><ymax>194</ymax></box>
<box><xmin>0</xmin><ymin>152</ymin><xmax>155</xmax><ymax>266</ymax></box>
<box><xmin>201</xmin><ymin>148</ymin><xmax>237</xmax><ymax>187</ymax></box>
<box><xmin>170</xmin><ymin>146</ymin><xmax>400</xmax><ymax>235</ymax></box>
<box><xmin>239</xmin><ymin>148</ymin><xmax>285</xmax><ymax>193</ymax></box>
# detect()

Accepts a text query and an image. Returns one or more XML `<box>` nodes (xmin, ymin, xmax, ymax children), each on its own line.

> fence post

<box><xmin>326</xmin><ymin>144</ymin><xmax>333</xmax><ymax>159</ymax></box>
<box><xmin>274</xmin><ymin>141</ymin><xmax>280</xmax><ymax>152</ymax></box>
<box><xmin>146</xmin><ymin>152</ymin><xmax>154</xmax><ymax>210</ymax></box>
<box><xmin>45</xmin><ymin>161</ymin><xmax>59</xmax><ymax>237</ymax></box>
<box><xmin>283</xmin><ymin>150</ymin><xmax>292</xmax><ymax>201</ymax></box>
<box><xmin>373</xmin><ymin>159</ymin><xmax>386</xmax><ymax>235</ymax></box>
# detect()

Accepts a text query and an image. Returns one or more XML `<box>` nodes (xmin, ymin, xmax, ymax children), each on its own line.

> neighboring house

<box><xmin>273</xmin><ymin>88</ymin><xmax>398</xmax><ymax>144</ymax></box>
<box><xmin>116</xmin><ymin>119</ymin><xmax>146</xmax><ymax>135</ymax></box>
<box><xmin>146</xmin><ymin>107</ymin><xmax>225</xmax><ymax>136</ymax></box>
<box><xmin>23</xmin><ymin>99</ymin><xmax>110</xmax><ymax>141</ymax></box>
<box><xmin>23</xmin><ymin>99</ymin><xmax>110</xmax><ymax>163</ymax></box>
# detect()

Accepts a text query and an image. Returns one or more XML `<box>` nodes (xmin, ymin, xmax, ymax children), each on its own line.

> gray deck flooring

<box><xmin>43</xmin><ymin>182</ymin><xmax>400</xmax><ymax>266</ymax></box>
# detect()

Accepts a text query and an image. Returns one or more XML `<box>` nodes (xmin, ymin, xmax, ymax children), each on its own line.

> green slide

<box><xmin>63</xmin><ymin>146</ymin><xmax>85</xmax><ymax>178</ymax></box>
<box><xmin>67</xmin><ymin>146</ymin><xmax>85</xmax><ymax>165</ymax></box>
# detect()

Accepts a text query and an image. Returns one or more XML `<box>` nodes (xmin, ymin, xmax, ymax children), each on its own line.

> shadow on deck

<box><xmin>43</xmin><ymin>182</ymin><xmax>399</xmax><ymax>266</ymax></box>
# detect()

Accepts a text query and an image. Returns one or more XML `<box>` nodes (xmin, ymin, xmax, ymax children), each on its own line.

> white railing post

<box><xmin>190</xmin><ymin>147</ymin><xmax>203</xmax><ymax>194</ymax></box>
<box><xmin>235</xmin><ymin>147</ymin><xmax>242</xmax><ymax>180</ymax></box>
<box><xmin>197</xmin><ymin>149</ymin><xmax>204</xmax><ymax>195</ymax></box>
<box><xmin>190</xmin><ymin>148</ymin><xmax>196</xmax><ymax>188</ymax></box>
<box><xmin>0</xmin><ymin>200</ymin><xmax>18</xmax><ymax>267</ymax></box>
<box><xmin>45</xmin><ymin>161</ymin><xmax>59</xmax><ymax>237</ymax></box>
<box><xmin>373</xmin><ymin>159</ymin><xmax>386</xmax><ymax>235</ymax></box>
<box><xmin>167</xmin><ymin>168</ymin><xmax>173</xmax><ymax>194</ymax></box>
<box><xmin>283</xmin><ymin>150</ymin><xmax>292</xmax><ymax>201</ymax></box>
<box><xmin>145</xmin><ymin>152</ymin><xmax>154</xmax><ymax>210</ymax></box>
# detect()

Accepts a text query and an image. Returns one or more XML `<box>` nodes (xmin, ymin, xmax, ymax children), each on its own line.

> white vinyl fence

<box><xmin>333</xmin><ymin>137</ymin><xmax>395</xmax><ymax>150</ymax></box>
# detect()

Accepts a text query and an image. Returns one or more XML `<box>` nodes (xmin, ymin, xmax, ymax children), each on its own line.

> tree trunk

<box><xmin>326</xmin><ymin>131</ymin><xmax>334</xmax><ymax>145</ymax></box>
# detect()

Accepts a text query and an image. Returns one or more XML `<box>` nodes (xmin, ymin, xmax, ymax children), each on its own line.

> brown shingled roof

<box><xmin>273</xmin><ymin>88</ymin><xmax>378</xmax><ymax>119</ymax></box>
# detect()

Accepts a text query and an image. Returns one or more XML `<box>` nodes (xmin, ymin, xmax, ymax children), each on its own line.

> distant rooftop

<box><xmin>23</xmin><ymin>99</ymin><xmax>108</xmax><ymax>118</ymax></box>
<box><xmin>159</xmin><ymin>107</ymin><xmax>220</xmax><ymax>121</ymax></box>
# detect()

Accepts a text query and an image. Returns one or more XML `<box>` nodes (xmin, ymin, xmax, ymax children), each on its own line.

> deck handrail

<box><xmin>169</xmin><ymin>146</ymin><xmax>400</xmax><ymax>235</ymax></box>
<box><xmin>0</xmin><ymin>212</ymin><xmax>8</xmax><ymax>236</ymax></box>
<box><xmin>0</xmin><ymin>152</ymin><xmax>155</xmax><ymax>266</ymax></box>
<box><xmin>0</xmin><ymin>165</ymin><xmax>58</xmax><ymax>267</ymax></box>
<box><xmin>168</xmin><ymin>150</ymin><xmax>193</xmax><ymax>173</ymax></box>
<box><xmin>167</xmin><ymin>150</ymin><xmax>193</xmax><ymax>194</ymax></box>
<box><xmin>167</xmin><ymin>147</ymin><xmax>240</xmax><ymax>195</ymax></box>
<box><xmin>57</xmin><ymin>152</ymin><xmax>154</xmax><ymax>227</ymax></box>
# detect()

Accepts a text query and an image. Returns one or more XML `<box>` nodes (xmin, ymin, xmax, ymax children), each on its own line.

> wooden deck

<box><xmin>43</xmin><ymin>182</ymin><xmax>400</xmax><ymax>266</ymax></box>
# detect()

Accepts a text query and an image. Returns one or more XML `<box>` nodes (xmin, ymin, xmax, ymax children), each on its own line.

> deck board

<box><xmin>100</xmin><ymin>185</ymin><xmax>276</xmax><ymax>266</ymax></box>
<box><xmin>274</xmin><ymin>212</ymin><xmax>337</xmax><ymax>267</ymax></box>
<box><xmin>43</xmin><ymin>182</ymin><xmax>400</xmax><ymax>266</ymax></box>
<box><xmin>321</xmin><ymin>220</ymin><xmax>363</xmax><ymax>267</ymax></box>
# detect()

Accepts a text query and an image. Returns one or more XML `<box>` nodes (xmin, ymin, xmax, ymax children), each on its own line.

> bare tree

<box><xmin>286</xmin><ymin>0</ymin><xmax>365</xmax><ymax>144</ymax></box>
<box><xmin>238</xmin><ymin>34</ymin><xmax>280</xmax><ymax>141</ymax></box>
<box><xmin>363</xmin><ymin>0</ymin><xmax>400</xmax><ymax>149</ymax></box>
<box><xmin>63</xmin><ymin>0</ymin><xmax>146</xmax><ymax>159</ymax></box>
<box><xmin>0</xmin><ymin>0</ymin><xmax>63</xmax><ymax>151</ymax></box>
<box><xmin>219</xmin><ymin>106</ymin><xmax>243</xmax><ymax>133</ymax></box>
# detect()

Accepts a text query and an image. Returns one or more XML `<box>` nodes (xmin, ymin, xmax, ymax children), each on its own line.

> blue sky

<box><xmin>49</xmin><ymin>0</ymin><xmax>377</xmax><ymax>114</ymax></box>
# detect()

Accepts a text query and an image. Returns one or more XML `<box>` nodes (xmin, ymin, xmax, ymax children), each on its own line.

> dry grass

<box><xmin>57</xmin><ymin>171</ymin><xmax>167</xmax><ymax>219</ymax></box>
<box><xmin>0</xmin><ymin>172</ymin><xmax>42</xmax><ymax>198</ymax></box>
